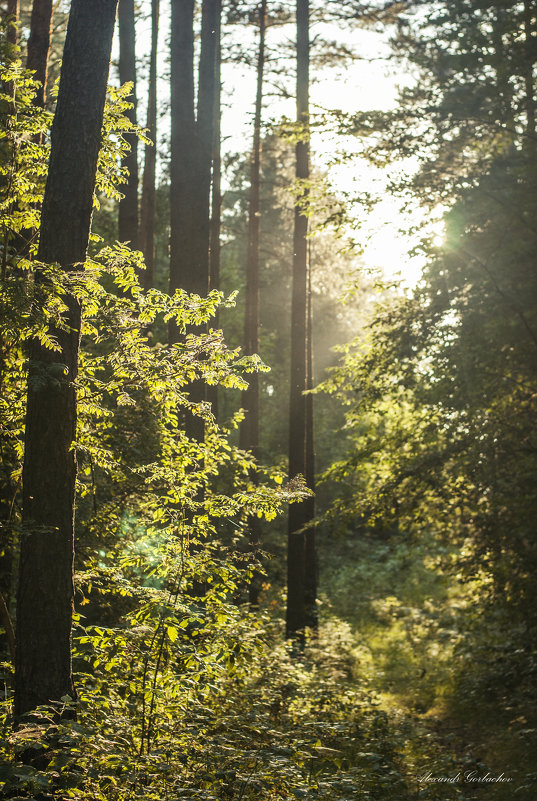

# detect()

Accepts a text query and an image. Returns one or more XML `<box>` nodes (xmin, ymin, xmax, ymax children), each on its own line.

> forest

<box><xmin>0</xmin><ymin>0</ymin><xmax>536</xmax><ymax>798</ymax></box>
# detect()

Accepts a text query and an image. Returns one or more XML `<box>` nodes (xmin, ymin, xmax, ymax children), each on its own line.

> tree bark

<box><xmin>304</xmin><ymin>250</ymin><xmax>317</xmax><ymax>630</ymax></box>
<box><xmin>240</xmin><ymin>0</ymin><xmax>266</xmax><ymax>460</ymax></box>
<box><xmin>169</xmin><ymin>0</ymin><xmax>220</xmax><ymax>444</ymax></box>
<box><xmin>118</xmin><ymin>0</ymin><xmax>138</xmax><ymax>248</ymax></box>
<box><xmin>209</xmin><ymin>28</ymin><xmax>221</xmax><ymax>299</ymax></box>
<box><xmin>5</xmin><ymin>0</ymin><xmax>19</xmax><ymax>45</ymax></box>
<box><xmin>169</xmin><ymin>0</ymin><xmax>218</xmax><ymax>311</ymax></box>
<box><xmin>239</xmin><ymin>0</ymin><xmax>266</xmax><ymax>606</ymax></box>
<box><xmin>169</xmin><ymin>0</ymin><xmax>197</xmax><ymax>323</ymax></box>
<box><xmin>140</xmin><ymin>0</ymin><xmax>159</xmax><ymax>288</ymax></box>
<box><xmin>15</xmin><ymin>0</ymin><xmax>118</xmax><ymax>721</ymax></box>
<box><xmin>207</xmin><ymin>12</ymin><xmax>221</xmax><ymax>419</ymax></box>
<box><xmin>26</xmin><ymin>0</ymin><xmax>54</xmax><ymax>108</ymax></box>
<box><xmin>197</xmin><ymin>0</ymin><xmax>220</xmax><ymax>284</ymax></box>
<box><xmin>169</xmin><ymin>0</ymin><xmax>204</xmax><ymax>445</ymax></box>
<box><xmin>286</xmin><ymin>0</ymin><xmax>314</xmax><ymax>640</ymax></box>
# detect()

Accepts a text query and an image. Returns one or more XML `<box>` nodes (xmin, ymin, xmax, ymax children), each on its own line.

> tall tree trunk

<box><xmin>140</xmin><ymin>0</ymin><xmax>159</xmax><ymax>289</ymax></box>
<box><xmin>197</xmin><ymin>0</ymin><xmax>220</xmax><ymax>284</ymax></box>
<box><xmin>118</xmin><ymin>0</ymin><xmax>138</xmax><ymax>248</ymax></box>
<box><xmin>207</xmin><ymin>13</ymin><xmax>221</xmax><ymax>419</ymax></box>
<box><xmin>240</xmin><ymin>0</ymin><xmax>265</xmax><ymax>459</ymax></box>
<box><xmin>169</xmin><ymin>0</ymin><xmax>197</xmax><ymax>325</ymax></box>
<box><xmin>169</xmin><ymin>0</ymin><xmax>218</xmax><ymax>307</ymax></box>
<box><xmin>304</xmin><ymin>250</ymin><xmax>317</xmax><ymax>629</ymax></box>
<box><xmin>170</xmin><ymin>0</ymin><xmax>219</xmax><ymax>444</ymax></box>
<box><xmin>5</xmin><ymin>0</ymin><xmax>18</xmax><ymax>45</ymax></box>
<box><xmin>0</xmin><ymin>2</ymin><xmax>55</xmax><ymax>661</ymax></box>
<box><xmin>15</xmin><ymin>0</ymin><xmax>118</xmax><ymax>721</ymax></box>
<box><xmin>209</xmin><ymin>31</ymin><xmax>221</xmax><ymax>298</ymax></box>
<box><xmin>169</xmin><ymin>0</ymin><xmax>204</xmax><ymax>446</ymax></box>
<box><xmin>286</xmin><ymin>0</ymin><xmax>313</xmax><ymax>640</ymax></box>
<box><xmin>239</xmin><ymin>0</ymin><xmax>266</xmax><ymax>606</ymax></box>
<box><xmin>27</xmin><ymin>0</ymin><xmax>54</xmax><ymax>109</ymax></box>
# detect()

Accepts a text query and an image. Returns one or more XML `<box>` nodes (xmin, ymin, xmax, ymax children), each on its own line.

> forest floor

<box><xmin>316</xmin><ymin>532</ymin><xmax>535</xmax><ymax>801</ymax></box>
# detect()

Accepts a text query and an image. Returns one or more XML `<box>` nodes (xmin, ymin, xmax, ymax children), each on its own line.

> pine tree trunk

<box><xmin>169</xmin><ymin>0</ymin><xmax>197</xmax><ymax>323</ymax></box>
<box><xmin>239</xmin><ymin>0</ymin><xmax>266</xmax><ymax>606</ymax></box>
<box><xmin>207</xmin><ymin>14</ymin><xmax>221</xmax><ymax>420</ymax></box>
<box><xmin>170</xmin><ymin>0</ymin><xmax>219</xmax><ymax>444</ymax></box>
<box><xmin>15</xmin><ymin>0</ymin><xmax>118</xmax><ymax>721</ymax></box>
<box><xmin>240</xmin><ymin>0</ymin><xmax>265</xmax><ymax>459</ymax></box>
<box><xmin>5</xmin><ymin>0</ymin><xmax>18</xmax><ymax>45</ymax></box>
<box><xmin>140</xmin><ymin>0</ymin><xmax>159</xmax><ymax>288</ymax></box>
<box><xmin>286</xmin><ymin>0</ymin><xmax>312</xmax><ymax>640</ymax></box>
<box><xmin>197</xmin><ymin>0</ymin><xmax>220</xmax><ymax>285</ymax></box>
<box><xmin>304</xmin><ymin>252</ymin><xmax>317</xmax><ymax>629</ymax></box>
<box><xmin>209</xmin><ymin>30</ymin><xmax>221</xmax><ymax>298</ymax></box>
<box><xmin>118</xmin><ymin>0</ymin><xmax>138</xmax><ymax>248</ymax></box>
<box><xmin>26</xmin><ymin>0</ymin><xmax>54</xmax><ymax>108</ymax></box>
<box><xmin>169</xmin><ymin>0</ymin><xmax>204</xmax><ymax>445</ymax></box>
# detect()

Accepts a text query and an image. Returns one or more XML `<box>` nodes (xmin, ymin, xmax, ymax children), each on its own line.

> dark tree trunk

<box><xmin>239</xmin><ymin>0</ymin><xmax>266</xmax><ymax>607</ymax></box>
<box><xmin>207</xmin><ymin>13</ymin><xmax>221</xmax><ymax>419</ymax></box>
<box><xmin>209</xmin><ymin>30</ymin><xmax>221</xmax><ymax>298</ymax></box>
<box><xmin>169</xmin><ymin>0</ymin><xmax>204</xmax><ymax>444</ymax></box>
<box><xmin>140</xmin><ymin>0</ymin><xmax>159</xmax><ymax>288</ymax></box>
<box><xmin>169</xmin><ymin>0</ymin><xmax>197</xmax><ymax>321</ymax></box>
<box><xmin>196</xmin><ymin>0</ymin><xmax>220</xmax><ymax>282</ymax></box>
<box><xmin>118</xmin><ymin>0</ymin><xmax>138</xmax><ymax>248</ymax></box>
<box><xmin>27</xmin><ymin>0</ymin><xmax>54</xmax><ymax>108</ymax></box>
<box><xmin>5</xmin><ymin>0</ymin><xmax>18</xmax><ymax>45</ymax></box>
<box><xmin>286</xmin><ymin>0</ymin><xmax>315</xmax><ymax>640</ymax></box>
<box><xmin>240</xmin><ymin>0</ymin><xmax>265</xmax><ymax>459</ymax></box>
<box><xmin>169</xmin><ymin>0</ymin><xmax>218</xmax><ymax>310</ymax></box>
<box><xmin>15</xmin><ymin>0</ymin><xmax>118</xmax><ymax>721</ymax></box>
<box><xmin>169</xmin><ymin>0</ymin><xmax>220</xmax><ymax>444</ymax></box>
<box><xmin>304</xmin><ymin>252</ymin><xmax>317</xmax><ymax>629</ymax></box>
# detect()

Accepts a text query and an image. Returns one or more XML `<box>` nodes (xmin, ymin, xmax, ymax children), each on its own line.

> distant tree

<box><xmin>286</xmin><ymin>0</ymin><xmax>316</xmax><ymax>639</ymax></box>
<box><xmin>118</xmin><ymin>0</ymin><xmax>138</xmax><ymax>247</ymax></box>
<box><xmin>15</xmin><ymin>0</ymin><xmax>119</xmax><ymax>720</ymax></box>
<box><xmin>239</xmin><ymin>0</ymin><xmax>266</xmax><ymax>605</ymax></box>
<box><xmin>4</xmin><ymin>0</ymin><xmax>18</xmax><ymax>45</ymax></box>
<box><xmin>26</xmin><ymin>0</ymin><xmax>54</xmax><ymax>109</ymax></box>
<box><xmin>169</xmin><ymin>0</ymin><xmax>220</xmax><ymax>319</ymax></box>
<box><xmin>140</xmin><ymin>0</ymin><xmax>159</xmax><ymax>288</ymax></box>
<box><xmin>169</xmin><ymin>0</ymin><xmax>220</xmax><ymax>442</ymax></box>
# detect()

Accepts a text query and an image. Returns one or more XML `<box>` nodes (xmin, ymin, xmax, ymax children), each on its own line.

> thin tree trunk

<box><xmin>140</xmin><ymin>0</ymin><xmax>159</xmax><ymax>288</ymax></box>
<box><xmin>5</xmin><ymin>0</ymin><xmax>18</xmax><ymax>45</ymax></box>
<box><xmin>27</xmin><ymin>0</ymin><xmax>54</xmax><ymax>109</ymax></box>
<box><xmin>240</xmin><ymin>0</ymin><xmax>265</xmax><ymax>458</ymax></box>
<box><xmin>15</xmin><ymin>0</ymin><xmax>118</xmax><ymax>721</ymax></box>
<box><xmin>209</xmin><ymin>30</ymin><xmax>221</xmax><ymax>297</ymax></box>
<box><xmin>286</xmin><ymin>0</ymin><xmax>311</xmax><ymax>640</ymax></box>
<box><xmin>239</xmin><ymin>0</ymin><xmax>266</xmax><ymax>607</ymax></box>
<box><xmin>304</xmin><ymin>249</ymin><xmax>317</xmax><ymax>629</ymax></box>
<box><xmin>207</xmin><ymin>15</ymin><xmax>221</xmax><ymax>419</ymax></box>
<box><xmin>197</xmin><ymin>0</ymin><xmax>220</xmax><ymax>286</ymax></box>
<box><xmin>169</xmin><ymin>0</ymin><xmax>197</xmax><ymax>326</ymax></box>
<box><xmin>118</xmin><ymin>0</ymin><xmax>138</xmax><ymax>247</ymax></box>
